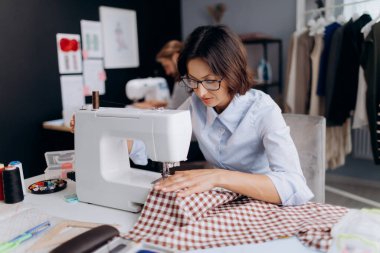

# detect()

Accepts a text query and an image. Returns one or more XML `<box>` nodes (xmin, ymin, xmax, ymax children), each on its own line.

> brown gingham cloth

<box><xmin>125</xmin><ymin>189</ymin><xmax>348</xmax><ymax>252</ymax></box>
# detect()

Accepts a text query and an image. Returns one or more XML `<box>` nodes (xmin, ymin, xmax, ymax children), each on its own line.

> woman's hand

<box><xmin>69</xmin><ymin>114</ymin><xmax>75</xmax><ymax>133</ymax></box>
<box><xmin>154</xmin><ymin>169</ymin><xmax>223</xmax><ymax>197</ymax></box>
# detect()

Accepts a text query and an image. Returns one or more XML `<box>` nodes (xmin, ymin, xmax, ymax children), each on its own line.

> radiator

<box><xmin>352</xmin><ymin>126</ymin><xmax>373</xmax><ymax>160</ymax></box>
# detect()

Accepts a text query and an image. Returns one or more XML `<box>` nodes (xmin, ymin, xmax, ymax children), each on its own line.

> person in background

<box><xmin>132</xmin><ymin>25</ymin><xmax>313</xmax><ymax>206</ymax></box>
<box><xmin>133</xmin><ymin>40</ymin><xmax>191</xmax><ymax>109</ymax></box>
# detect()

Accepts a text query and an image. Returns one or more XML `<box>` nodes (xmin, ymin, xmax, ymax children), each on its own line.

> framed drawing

<box><xmin>56</xmin><ymin>33</ymin><xmax>82</xmax><ymax>74</ymax></box>
<box><xmin>99</xmin><ymin>6</ymin><xmax>139</xmax><ymax>69</ymax></box>
<box><xmin>80</xmin><ymin>20</ymin><xmax>103</xmax><ymax>59</ymax></box>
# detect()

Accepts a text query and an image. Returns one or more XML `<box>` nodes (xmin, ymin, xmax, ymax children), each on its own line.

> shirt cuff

<box><xmin>266</xmin><ymin>172</ymin><xmax>314</xmax><ymax>206</ymax></box>
<box><xmin>129</xmin><ymin>139</ymin><xmax>148</xmax><ymax>165</ymax></box>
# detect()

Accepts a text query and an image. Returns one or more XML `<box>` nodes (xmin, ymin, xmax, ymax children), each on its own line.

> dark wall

<box><xmin>0</xmin><ymin>0</ymin><xmax>182</xmax><ymax>178</ymax></box>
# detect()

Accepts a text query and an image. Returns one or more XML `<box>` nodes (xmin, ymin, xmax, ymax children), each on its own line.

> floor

<box><xmin>325</xmin><ymin>155</ymin><xmax>380</xmax><ymax>208</ymax></box>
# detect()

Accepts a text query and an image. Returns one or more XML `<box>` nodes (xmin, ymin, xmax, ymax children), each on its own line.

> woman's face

<box><xmin>187</xmin><ymin>58</ymin><xmax>232</xmax><ymax>113</ymax></box>
<box><xmin>159</xmin><ymin>58</ymin><xmax>177</xmax><ymax>78</ymax></box>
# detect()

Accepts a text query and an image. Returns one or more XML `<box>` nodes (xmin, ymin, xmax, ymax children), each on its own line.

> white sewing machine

<box><xmin>75</xmin><ymin>106</ymin><xmax>192</xmax><ymax>212</ymax></box>
<box><xmin>126</xmin><ymin>77</ymin><xmax>170</xmax><ymax>103</ymax></box>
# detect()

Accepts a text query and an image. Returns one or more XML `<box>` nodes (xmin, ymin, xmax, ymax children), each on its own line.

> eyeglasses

<box><xmin>180</xmin><ymin>77</ymin><xmax>224</xmax><ymax>91</ymax></box>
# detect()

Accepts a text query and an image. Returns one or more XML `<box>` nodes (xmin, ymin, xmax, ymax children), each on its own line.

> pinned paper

<box><xmin>56</xmin><ymin>34</ymin><xmax>82</xmax><ymax>74</ymax></box>
<box><xmin>100</xmin><ymin>6</ymin><xmax>139</xmax><ymax>68</ymax></box>
<box><xmin>80</xmin><ymin>20</ymin><xmax>103</xmax><ymax>59</ymax></box>
<box><xmin>60</xmin><ymin>75</ymin><xmax>85</xmax><ymax>126</ymax></box>
<box><xmin>83</xmin><ymin>59</ymin><xmax>106</xmax><ymax>95</ymax></box>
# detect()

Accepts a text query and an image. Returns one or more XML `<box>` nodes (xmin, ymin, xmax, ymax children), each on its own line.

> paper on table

<box><xmin>83</xmin><ymin>59</ymin><xmax>106</xmax><ymax>95</ymax></box>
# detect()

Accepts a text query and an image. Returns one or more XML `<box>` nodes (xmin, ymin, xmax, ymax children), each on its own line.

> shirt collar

<box><xmin>204</xmin><ymin>93</ymin><xmax>251</xmax><ymax>133</ymax></box>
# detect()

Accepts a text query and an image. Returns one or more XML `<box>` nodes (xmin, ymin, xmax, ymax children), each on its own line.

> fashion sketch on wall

<box><xmin>56</xmin><ymin>33</ymin><xmax>82</xmax><ymax>74</ymax></box>
<box><xmin>99</xmin><ymin>6</ymin><xmax>139</xmax><ymax>69</ymax></box>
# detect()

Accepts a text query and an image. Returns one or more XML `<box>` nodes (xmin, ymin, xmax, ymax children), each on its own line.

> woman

<box><xmin>134</xmin><ymin>25</ymin><xmax>314</xmax><ymax>206</ymax></box>
<box><xmin>73</xmin><ymin>25</ymin><xmax>313</xmax><ymax>206</ymax></box>
<box><xmin>133</xmin><ymin>40</ymin><xmax>191</xmax><ymax>109</ymax></box>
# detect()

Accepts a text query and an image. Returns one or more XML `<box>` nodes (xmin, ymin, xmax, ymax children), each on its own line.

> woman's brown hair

<box><xmin>156</xmin><ymin>40</ymin><xmax>183</xmax><ymax>61</ymax></box>
<box><xmin>178</xmin><ymin>25</ymin><xmax>253</xmax><ymax>96</ymax></box>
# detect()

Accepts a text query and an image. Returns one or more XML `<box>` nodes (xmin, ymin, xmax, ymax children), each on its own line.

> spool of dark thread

<box><xmin>3</xmin><ymin>166</ymin><xmax>24</xmax><ymax>204</ymax></box>
<box><xmin>92</xmin><ymin>91</ymin><xmax>99</xmax><ymax>110</ymax></box>
<box><xmin>0</xmin><ymin>164</ymin><xmax>4</xmax><ymax>201</ymax></box>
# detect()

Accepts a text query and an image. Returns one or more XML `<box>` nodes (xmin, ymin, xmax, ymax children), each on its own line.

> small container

<box><xmin>44</xmin><ymin>150</ymin><xmax>75</xmax><ymax>180</ymax></box>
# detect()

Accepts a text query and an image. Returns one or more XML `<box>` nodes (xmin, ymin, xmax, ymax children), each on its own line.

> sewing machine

<box><xmin>126</xmin><ymin>77</ymin><xmax>170</xmax><ymax>103</ymax></box>
<box><xmin>75</xmin><ymin>105</ymin><xmax>192</xmax><ymax>212</ymax></box>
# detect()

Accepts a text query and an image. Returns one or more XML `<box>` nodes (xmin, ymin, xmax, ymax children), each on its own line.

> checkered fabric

<box><xmin>125</xmin><ymin>189</ymin><xmax>348</xmax><ymax>252</ymax></box>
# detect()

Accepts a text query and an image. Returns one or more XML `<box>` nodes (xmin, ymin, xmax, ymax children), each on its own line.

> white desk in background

<box><xmin>1</xmin><ymin>175</ymin><xmax>319</xmax><ymax>253</ymax></box>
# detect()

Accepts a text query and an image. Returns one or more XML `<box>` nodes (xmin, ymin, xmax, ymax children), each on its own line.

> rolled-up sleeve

<box><xmin>129</xmin><ymin>139</ymin><xmax>148</xmax><ymax>165</ymax></box>
<box><xmin>260</xmin><ymin>106</ymin><xmax>314</xmax><ymax>206</ymax></box>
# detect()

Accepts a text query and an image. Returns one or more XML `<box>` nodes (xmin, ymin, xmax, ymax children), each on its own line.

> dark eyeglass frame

<box><xmin>180</xmin><ymin>76</ymin><xmax>224</xmax><ymax>91</ymax></box>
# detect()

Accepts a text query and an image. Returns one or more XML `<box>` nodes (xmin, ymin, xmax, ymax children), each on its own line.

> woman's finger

<box><xmin>177</xmin><ymin>185</ymin><xmax>203</xmax><ymax>197</ymax></box>
<box><xmin>160</xmin><ymin>178</ymin><xmax>195</xmax><ymax>192</ymax></box>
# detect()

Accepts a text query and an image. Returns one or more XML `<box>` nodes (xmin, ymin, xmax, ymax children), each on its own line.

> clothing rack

<box><xmin>295</xmin><ymin>0</ymin><xmax>380</xmax><ymax>208</ymax></box>
<box><xmin>304</xmin><ymin>0</ymin><xmax>378</xmax><ymax>15</ymax></box>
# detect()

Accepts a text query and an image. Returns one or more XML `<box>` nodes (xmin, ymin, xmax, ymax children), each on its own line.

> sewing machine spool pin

<box><xmin>92</xmin><ymin>91</ymin><xmax>99</xmax><ymax>110</ymax></box>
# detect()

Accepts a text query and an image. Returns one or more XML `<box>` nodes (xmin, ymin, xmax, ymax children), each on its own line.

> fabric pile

<box><xmin>126</xmin><ymin>189</ymin><xmax>348</xmax><ymax>252</ymax></box>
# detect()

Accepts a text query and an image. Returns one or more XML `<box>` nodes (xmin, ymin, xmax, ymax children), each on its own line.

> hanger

<box><xmin>316</xmin><ymin>16</ymin><xmax>327</xmax><ymax>34</ymax></box>
<box><xmin>326</xmin><ymin>15</ymin><xmax>336</xmax><ymax>25</ymax></box>
<box><xmin>308</xmin><ymin>9</ymin><xmax>326</xmax><ymax>36</ymax></box>
<box><xmin>361</xmin><ymin>11</ymin><xmax>380</xmax><ymax>37</ymax></box>
<box><xmin>337</xmin><ymin>14</ymin><xmax>346</xmax><ymax>25</ymax></box>
<box><xmin>352</xmin><ymin>12</ymin><xmax>360</xmax><ymax>21</ymax></box>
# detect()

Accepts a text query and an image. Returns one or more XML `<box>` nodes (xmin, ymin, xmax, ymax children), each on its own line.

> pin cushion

<box><xmin>28</xmin><ymin>179</ymin><xmax>67</xmax><ymax>194</ymax></box>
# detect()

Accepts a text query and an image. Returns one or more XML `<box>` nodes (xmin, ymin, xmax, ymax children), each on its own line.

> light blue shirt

<box><xmin>130</xmin><ymin>89</ymin><xmax>314</xmax><ymax>206</ymax></box>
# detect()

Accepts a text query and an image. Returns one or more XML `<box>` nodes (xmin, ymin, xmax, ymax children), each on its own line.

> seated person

<box><xmin>133</xmin><ymin>40</ymin><xmax>191</xmax><ymax>109</ymax></box>
<box><xmin>132</xmin><ymin>25</ymin><xmax>313</xmax><ymax>205</ymax></box>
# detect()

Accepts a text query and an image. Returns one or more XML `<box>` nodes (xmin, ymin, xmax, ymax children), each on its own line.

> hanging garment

<box><xmin>325</xmin><ymin>24</ymin><xmax>346</xmax><ymax>126</ymax></box>
<box><xmin>309</xmin><ymin>34</ymin><xmax>324</xmax><ymax>116</ymax></box>
<box><xmin>326</xmin><ymin>119</ymin><xmax>352</xmax><ymax>169</ymax></box>
<box><xmin>126</xmin><ymin>189</ymin><xmax>348</xmax><ymax>252</ymax></box>
<box><xmin>309</xmin><ymin>27</ymin><xmax>351</xmax><ymax>169</ymax></box>
<box><xmin>294</xmin><ymin>31</ymin><xmax>315</xmax><ymax>114</ymax></box>
<box><xmin>362</xmin><ymin>22</ymin><xmax>380</xmax><ymax>164</ymax></box>
<box><xmin>352</xmin><ymin>67</ymin><xmax>369</xmax><ymax>129</ymax></box>
<box><xmin>284</xmin><ymin>32</ymin><xmax>299</xmax><ymax>113</ymax></box>
<box><xmin>316</xmin><ymin>22</ymin><xmax>341</xmax><ymax>96</ymax></box>
<box><xmin>326</xmin><ymin>14</ymin><xmax>372</xmax><ymax>126</ymax></box>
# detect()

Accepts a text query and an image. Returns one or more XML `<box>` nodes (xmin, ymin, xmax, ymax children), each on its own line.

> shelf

<box><xmin>253</xmin><ymin>82</ymin><xmax>279</xmax><ymax>90</ymax></box>
<box><xmin>241</xmin><ymin>38</ymin><xmax>282</xmax><ymax>44</ymax></box>
<box><xmin>241</xmin><ymin>35</ymin><xmax>283</xmax><ymax>93</ymax></box>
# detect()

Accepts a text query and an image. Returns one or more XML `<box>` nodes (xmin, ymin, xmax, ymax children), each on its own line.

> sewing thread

<box><xmin>9</xmin><ymin>161</ymin><xmax>26</xmax><ymax>195</ymax></box>
<box><xmin>3</xmin><ymin>166</ymin><xmax>24</xmax><ymax>204</ymax></box>
<box><xmin>0</xmin><ymin>163</ymin><xmax>4</xmax><ymax>201</ymax></box>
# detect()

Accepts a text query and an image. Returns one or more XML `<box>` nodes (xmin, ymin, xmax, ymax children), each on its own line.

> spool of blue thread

<box><xmin>9</xmin><ymin>161</ymin><xmax>26</xmax><ymax>195</ymax></box>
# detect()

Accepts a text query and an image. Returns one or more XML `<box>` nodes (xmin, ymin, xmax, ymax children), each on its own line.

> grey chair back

<box><xmin>283</xmin><ymin>113</ymin><xmax>326</xmax><ymax>203</ymax></box>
